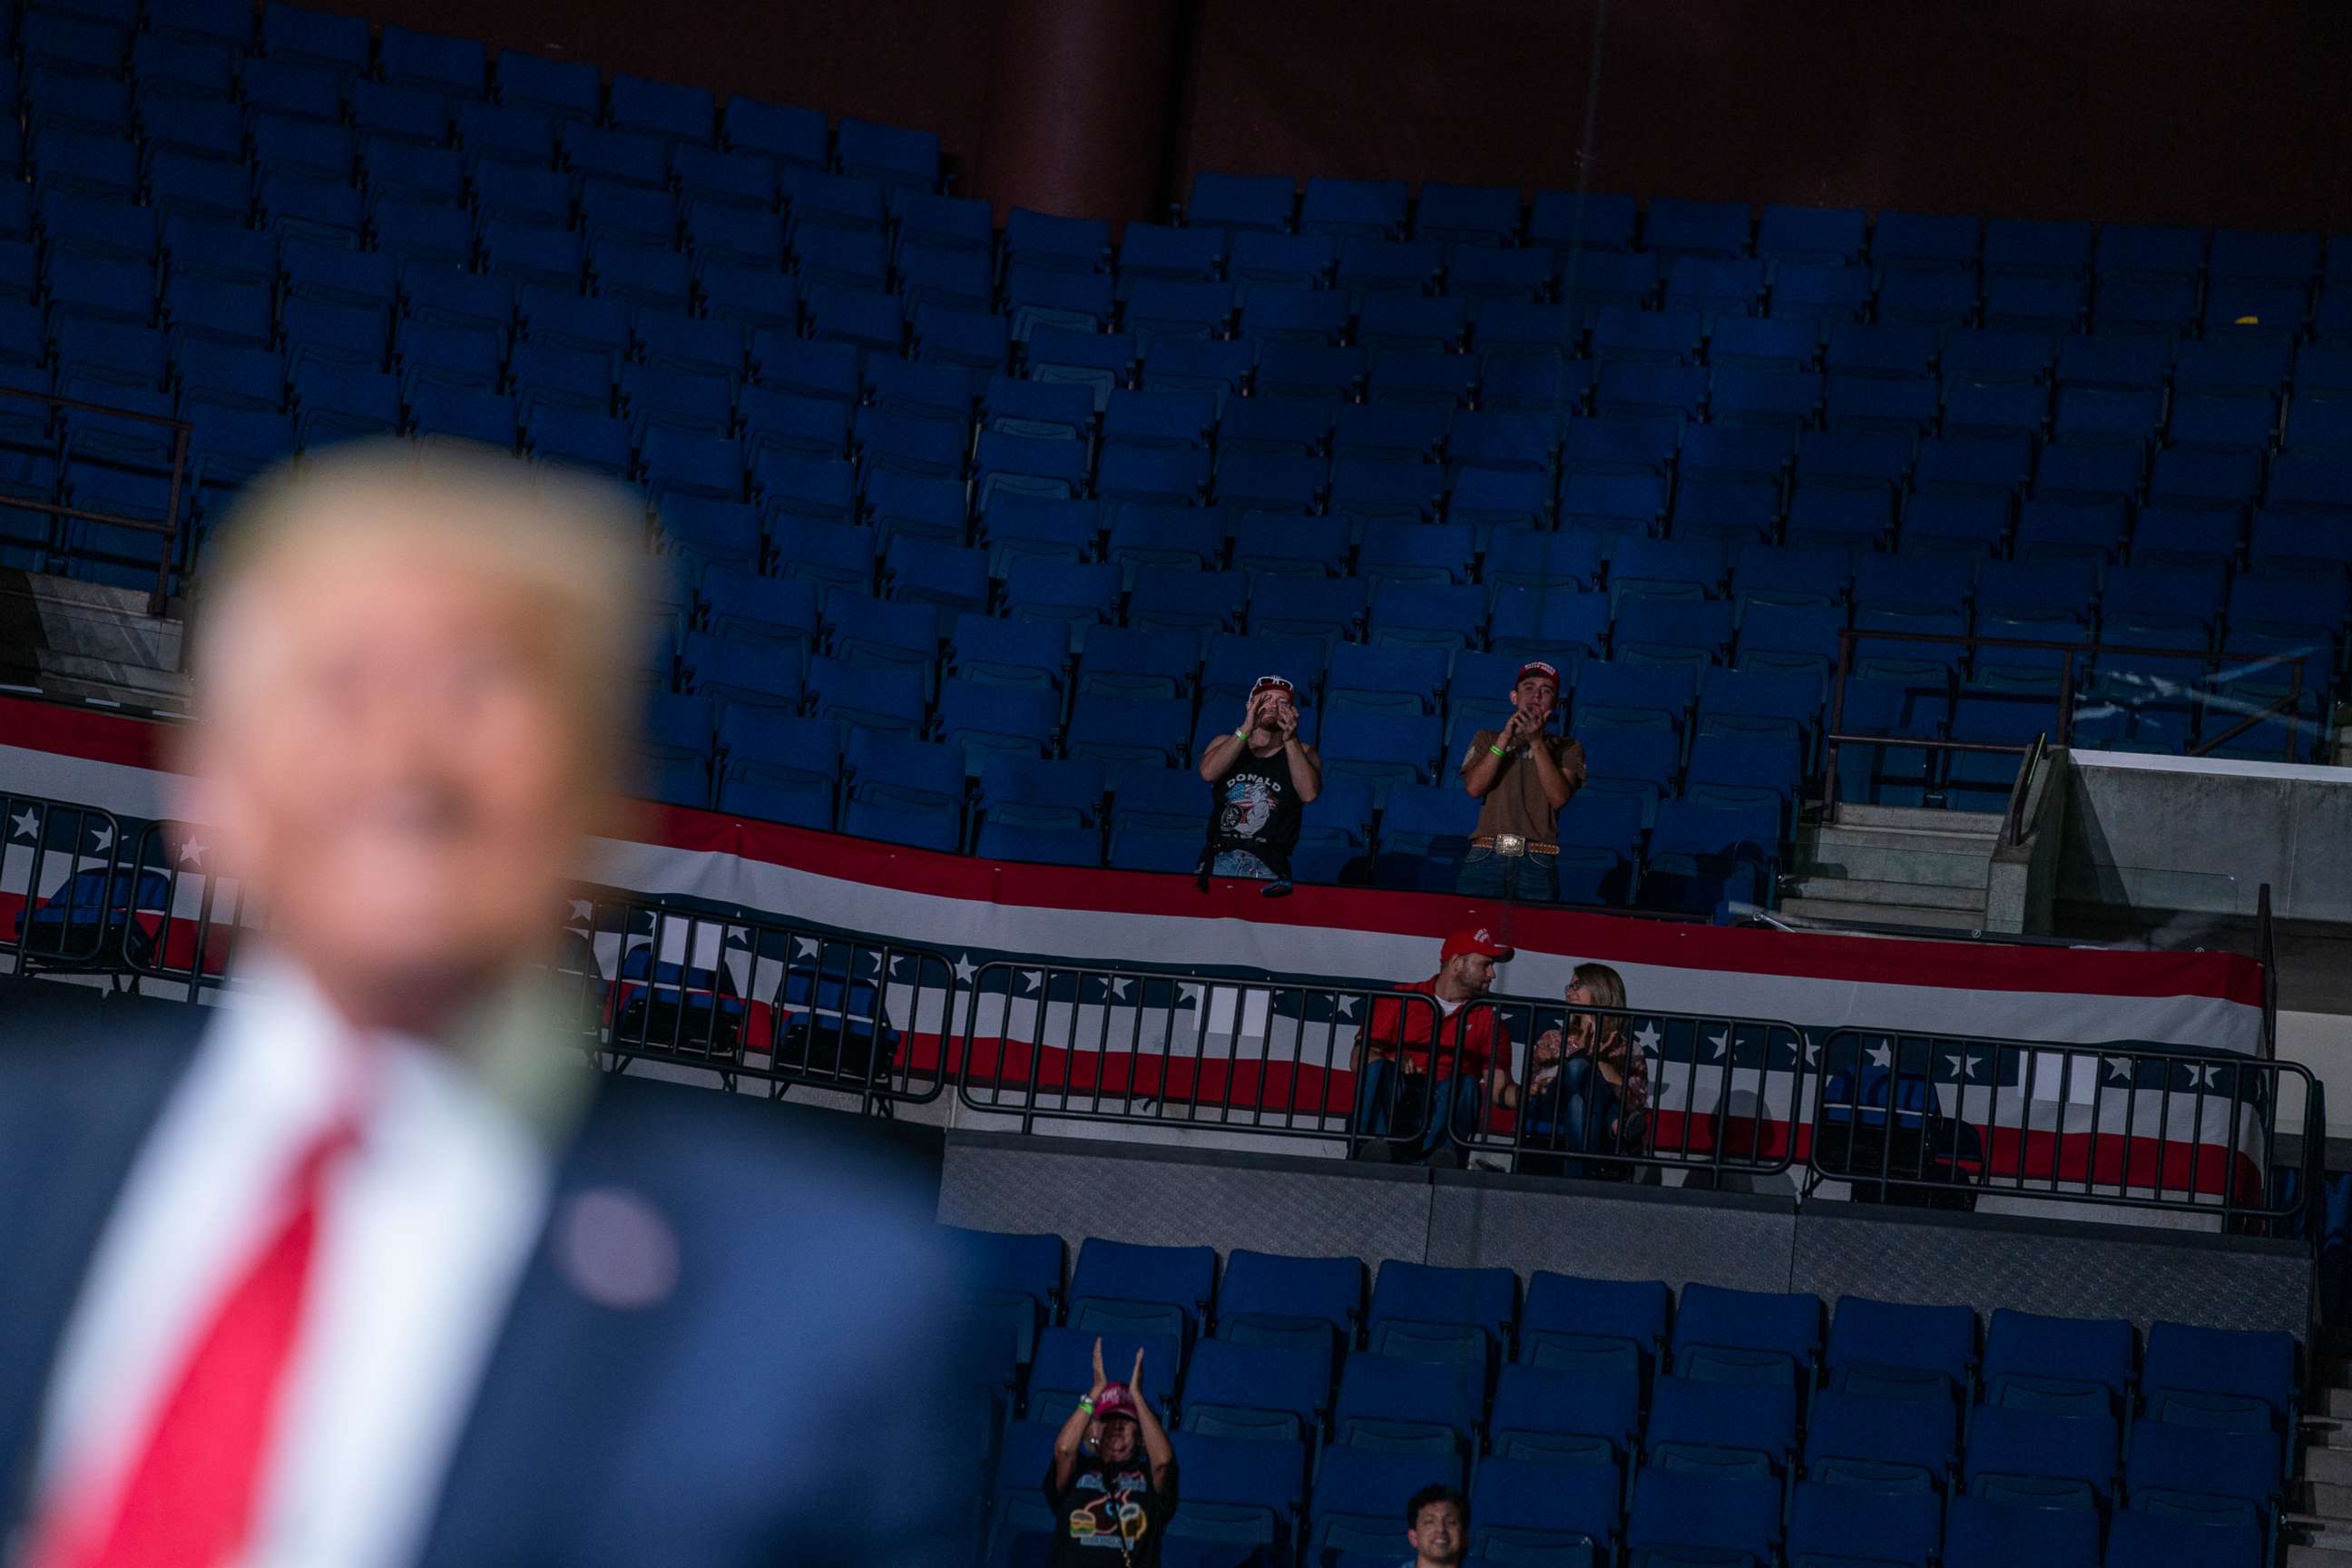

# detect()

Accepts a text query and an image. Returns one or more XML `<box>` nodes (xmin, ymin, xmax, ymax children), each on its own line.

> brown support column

<box><xmin>972</xmin><ymin>0</ymin><xmax>1189</xmax><ymax>232</ymax></box>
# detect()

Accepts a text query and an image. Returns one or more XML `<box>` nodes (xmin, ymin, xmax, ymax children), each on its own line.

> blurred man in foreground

<box><xmin>0</xmin><ymin>445</ymin><xmax>958</xmax><ymax>1567</ymax></box>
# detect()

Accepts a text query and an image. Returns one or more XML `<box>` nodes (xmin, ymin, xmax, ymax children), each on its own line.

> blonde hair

<box><xmin>1570</xmin><ymin>962</ymin><xmax>1628</xmax><ymax>1014</ymax></box>
<box><xmin>192</xmin><ymin>441</ymin><xmax>651</xmax><ymax>774</ymax></box>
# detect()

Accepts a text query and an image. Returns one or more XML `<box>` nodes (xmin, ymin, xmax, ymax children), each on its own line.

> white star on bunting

<box><xmin>1018</xmin><ymin>969</ymin><xmax>1043</xmax><ymax>995</ymax></box>
<box><xmin>954</xmin><ymin>955</ymin><xmax>976</xmax><ymax>985</ymax></box>
<box><xmin>1336</xmin><ymin>995</ymin><xmax>1357</xmax><ymax>1019</ymax></box>
<box><xmin>2102</xmin><ymin>1056</ymin><xmax>2134</xmax><ymax>1084</ymax></box>
<box><xmin>1177</xmin><ymin>983</ymin><xmax>1204</xmax><ymax>1009</ymax></box>
<box><xmin>1943</xmin><ymin>1053</ymin><xmax>1979</xmax><ymax>1081</ymax></box>
<box><xmin>1866</xmin><ymin>1042</ymin><xmax>1893</xmax><ymax>1069</ymax></box>
<box><xmin>1633</xmin><ymin>1022</ymin><xmax>1662</xmax><ymax>1058</ymax></box>
<box><xmin>1704</xmin><ymin>1031</ymin><xmax>1729</xmax><ymax>1061</ymax></box>
<box><xmin>567</xmin><ymin>899</ymin><xmax>595</xmax><ymax>923</ymax></box>
<box><xmin>178</xmin><ymin>838</ymin><xmax>206</xmax><ymax>868</ymax></box>
<box><xmin>89</xmin><ymin>823</ymin><xmax>114</xmax><ymax>854</ymax></box>
<box><xmin>7</xmin><ymin>806</ymin><xmax>37</xmax><ymax>840</ymax></box>
<box><xmin>793</xmin><ymin>936</ymin><xmax>820</xmax><ymax>959</ymax></box>
<box><xmin>1111</xmin><ymin>976</ymin><xmax>1132</xmax><ymax>1001</ymax></box>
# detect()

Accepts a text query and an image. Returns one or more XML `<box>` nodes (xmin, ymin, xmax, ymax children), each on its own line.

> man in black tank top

<box><xmin>1195</xmin><ymin>674</ymin><xmax>1322</xmax><ymax>892</ymax></box>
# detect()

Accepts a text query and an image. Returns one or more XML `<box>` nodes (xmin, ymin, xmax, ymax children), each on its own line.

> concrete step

<box><xmin>2308</xmin><ymin>1446</ymin><xmax>2352</xmax><ymax>1486</ymax></box>
<box><xmin>1786</xmin><ymin>875</ymin><xmax>1987</xmax><ymax>912</ymax></box>
<box><xmin>2288</xmin><ymin>1536</ymin><xmax>2352</xmax><ymax>1563</ymax></box>
<box><xmin>2300</xmin><ymin>1478</ymin><xmax>2352</xmax><ymax>1517</ymax></box>
<box><xmin>1776</xmin><ymin>896</ymin><xmax>1987</xmax><ymax>933</ymax></box>
<box><xmin>1832</xmin><ymin>802</ymin><xmax>2002</xmax><ymax>836</ymax></box>
<box><xmin>1796</xmin><ymin>845</ymin><xmax>1994</xmax><ymax>890</ymax></box>
<box><xmin>2324</xmin><ymin>1387</ymin><xmax>2352</xmax><ymax>1418</ymax></box>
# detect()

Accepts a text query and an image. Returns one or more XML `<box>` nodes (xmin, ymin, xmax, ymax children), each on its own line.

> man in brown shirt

<box><xmin>1457</xmin><ymin>659</ymin><xmax>1587</xmax><ymax>902</ymax></box>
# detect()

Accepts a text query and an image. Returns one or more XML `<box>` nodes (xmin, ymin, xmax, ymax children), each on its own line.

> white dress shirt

<box><xmin>34</xmin><ymin>962</ymin><xmax>585</xmax><ymax>1568</ymax></box>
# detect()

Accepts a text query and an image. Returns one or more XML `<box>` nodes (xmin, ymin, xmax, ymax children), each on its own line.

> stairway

<box><xmin>1779</xmin><ymin>804</ymin><xmax>2000</xmax><ymax>934</ymax></box>
<box><xmin>2288</xmin><ymin>1327</ymin><xmax>2352</xmax><ymax>1562</ymax></box>
<box><xmin>0</xmin><ymin>570</ymin><xmax>188</xmax><ymax>713</ymax></box>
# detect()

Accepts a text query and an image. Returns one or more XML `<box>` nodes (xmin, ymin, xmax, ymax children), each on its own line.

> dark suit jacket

<box><xmin>0</xmin><ymin>987</ymin><xmax>971</xmax><ymax>1567</ymax></box>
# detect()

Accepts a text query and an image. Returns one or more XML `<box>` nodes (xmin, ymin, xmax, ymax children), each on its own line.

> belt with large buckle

<box><xmin>1472</xmin><ymin>833</ymin><xmax>1559</xmax><ymax>857</ymax></box>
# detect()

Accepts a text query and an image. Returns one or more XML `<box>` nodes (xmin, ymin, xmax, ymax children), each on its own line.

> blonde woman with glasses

<box><xmin>1513</xmin><ymin>963</ymin><xmax>1646</xmax><ymax>1175</ymax></box>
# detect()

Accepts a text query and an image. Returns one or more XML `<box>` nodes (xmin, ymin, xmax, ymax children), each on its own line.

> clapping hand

<box><xmin>1270</xmin><ymin>702</ymin><xmax>1298</xmax><ymax>743</ymax></box>
<box><xmin>1089</xmin><ymin>1336</ymin><xmax>1110</xmax><ymax>1398</ymax></box>
<box><xmin>1128</xmin><ymin>1348</ymin><xmax>1149</xmax><ymax>1406</ymax></box>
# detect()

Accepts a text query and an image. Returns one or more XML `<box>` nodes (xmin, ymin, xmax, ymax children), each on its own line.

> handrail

<box><xmin>2000</xmin><ymin>731</ymin><xmax>2048</xmax><ymax>848</ymax></box>
<box><xmin>1822</xmin><ymin>627</ymin><xmax>2315</xmax><ymax>817</ymax></box>
<box><xmin>0</xmin><ymin>383</ymin><xmax>193</xmax><ymax>617</ymax></box>
<box><xmin>2257</xmin><ymin>881</ymin><xmax>2278</xmax><ymax>1063</ymax></box>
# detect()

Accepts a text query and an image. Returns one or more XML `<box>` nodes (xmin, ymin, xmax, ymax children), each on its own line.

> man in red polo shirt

<box><xmin>1352</xmin><ymin>926</ymin><xmax>1518</xmax><ymax>1166</ymax></box>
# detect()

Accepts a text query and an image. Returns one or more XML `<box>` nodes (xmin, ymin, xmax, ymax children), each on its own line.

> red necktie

<box><xmin>31</xmin><ymin>1115</ymin><xmax>360</xmax><ymax>1568</ymax></box>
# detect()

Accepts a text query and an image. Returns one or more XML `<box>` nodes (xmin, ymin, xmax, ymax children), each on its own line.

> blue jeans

<box><xmin>1354</xmin><ymin>1058</ymin><xmax>1482</xmax><ymax>1163</ymax></box>
<box><xmin>1455</xmin><ymin>846</ymin><xmax>1558</xmax><ymax>904</ymax></box>
<box><xmin>1524</xmin><ymin>1056</ymin><xmax>1619</xmax><ymax>1178</ymax></box>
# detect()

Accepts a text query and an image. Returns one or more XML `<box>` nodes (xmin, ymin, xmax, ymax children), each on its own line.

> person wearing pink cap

<box><xmin>1457</xmin><ymin>659</ymin><xmax>1586</xmax><ymax>903</ymax></box>
<box><xmin>1046</xmin><ymin>1337</ymin><xmax>1178</xmax><ymax>1564</ymax></box>
<box><xmin>1353</xmin><ymin>926</ymin><xmax>1522</xmax><ymax>1166</ymax></box>
<box><xmin>1195</xmin><ymin>673</ymin><xmax>1321</xmax><ymax>892</ymax></box>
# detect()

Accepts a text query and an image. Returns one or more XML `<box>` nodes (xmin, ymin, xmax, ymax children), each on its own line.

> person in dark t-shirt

<box><xmin>1196</xmin><ymin>674</ymin><xmax>1321</xmax><ymax>892</ymax></box>
<box><xmin>1044</xmin><ymin>1338</ymin><xmax>1179</xmax><ymax>1566</ymax></box>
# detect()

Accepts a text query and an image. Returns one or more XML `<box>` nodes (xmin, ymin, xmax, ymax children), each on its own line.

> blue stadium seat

<box><xmin>1964</xmin><ymin>1405</ymin><xmax>2118</xmax><ymax>1507</ymax></box>
<box><xmin>1671</xmin><ymin>1282</ymin><xmax>1820</xmax><ymax>1388</ymax></box>
<box><xmin>975</xmin><ymin>756</ymin><xmax>1105</xmax><ymax>866</ymax></box>
<box><xmin>1943</xmin><ymin>1494</ymin><xmax>2099</xmax><ymax>1568</ymax></box>
<box><xmin>2141</xmin><ymin>1320</ymin><xmax>2296</xmax><ymax>1436</ymax></box>
<box><xmin>1824</xmin><ymin>1296</ymin><xmax>1975</xmax><ymax>1402</ymax></box>
<box><xmin>1786</xmin><ymin>1483</ymin><xmax>1940</xmax><ymax>1568</ymax></box>
<box><xmin>1308</xmin><ymin>1447</ymin><xmax>1460</xmax><ymax>1558</ymax></box>
<box><xmin>1801</xmin><ymin>1387</ymin><xmax>1956</xmax><ymax>1493</ymax></box>
<box><xmin>1105</xmin><ymin>768</ymin><xmax>1210</xmax><ymax>875</ymax></box>
<box><xmin>940</xmin><ymin>682</ymin><xmax>1061</xmax><ymax>778</ymax></box>
<box><xmin>1333</xmin><ymin>1353</ymin><xmax>1484</xmax><ymax>1453</ymax></box>
<box><xmin>1471</xmin><ymin>1455</ymin><xmax>1621</xmax><ymax>1563</ymax></box>
<box><xmin>1366</xmin><ymin>1260</ymin><xmax>1515</xmax><ymax>1366</ymax></box>
<box><xmin>2124</xmin><ymin>1416</ymin><xmax>2279</xmax><ymax>1518</ymax></box>
<box><xmin>839</xmin><ymin>729</ymin><xmax>964</xmax><ymax>850</ymax></box>
<box><xmin>1624</xmin><ymin>1468</ymin><xmax>1781</xmax><ymax>1567</ymax></box>
<box><xmin>1645</xmin><ymin>1374</ymin><xmax>1797</xmax><ymax>1480</ymax></box>
<box><xmin>1179</xmin><ymin>1335</ymin><xmax>1329</xmax><ymax>1447</ymax></box>
<box><xmin>1067</xmin><ymin>1238</ymin><xmax>1216</xmax><ymax>1343</ymax></box>
<box><xmin>2102</xmin><ymin>1509</ymin><xmax>2259</xmax><ymax>1568</ymax></box>
<box><xmin>1873</xmin><ymin>211</ymin><xmax>1981</xmax><ymax>276</ymax></box>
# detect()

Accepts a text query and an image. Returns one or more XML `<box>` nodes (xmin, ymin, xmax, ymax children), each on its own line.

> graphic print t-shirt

<box><xmin>1210</xmin><ymin>744</ymin><xmax>1302</xmax><ymax>867</ymax></box>
<box><xmin>1046</xmin><ymin>1454</ymin><xmax>1179</xmax><ymax>1567</ymax></box>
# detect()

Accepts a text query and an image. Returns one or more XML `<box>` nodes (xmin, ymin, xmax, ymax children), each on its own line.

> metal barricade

<box><xmin>0</xmin><ymin>793</ymin><xmax>130</xmax><ymax>979</ymax></box>
<box><xmin>956</xmin><ymin>959</ymin><xmax>1443</xmax><ymax>1142</ymax></box>
<box><xmin>567</xmin><ymin>896</ymin><xmax>954</xmax><ymax>1110</ymax></box>
<box><xmin>1802</xmin><ymin>1028</ymin><xmax>2316</xmax><ymax>1228</ymax></box>
<box><xmin>119</xmin><ymin>818</ymin><xmax>260</xmax><ymax>994</ymax></box>
<box><xmin>1448</xmin><ymin>995</ymin><xmax>1812</xmax><ymax>1180</ymax></box>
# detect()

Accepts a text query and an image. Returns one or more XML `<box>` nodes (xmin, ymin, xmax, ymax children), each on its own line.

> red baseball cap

<box><xmin>1091</xmin><ymin>1384</ymin><xmax>1139</xmax><ymax>1422</ymax></box>
<box><xmin>1249</xmin><ymin>675</ymin><xmax>1296</xmax><ymax>701</ymax></box>
<box><xmin>1442</xmin><ymin>925</ymin><xmax>1515</xmax><ymax>963</ymax></box>
<box><xmin>1514</xmin><ymin>661</ymin><xmax>1560</xmax><ymax>688</ymax></box>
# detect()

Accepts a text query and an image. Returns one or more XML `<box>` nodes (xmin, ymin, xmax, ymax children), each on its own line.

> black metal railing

<box><xmin>1447</xmin><ymin>995</ymin><xmax>1811</xmax><ymax>1181</ymax></box>
<box><xmin>1801</xmin><ymin>1028</ymin><xmax>2318</xmax><ymax>1230</ymax></box>
<box><xmin>0</xmin><ymin>384</ymin><xmax>192</xmax><ymax>616</ymax></box>
<box><xmin>116</xmin><ymin>818</ymin><xmax>258</xmax><ymax>993</ymax></box>
<box><xmin>558</xmin><ymin>895</ymin><xmax>954</xmax><ymax>1110</ymax></box>
<box><xmin>956</xmin><ymin>958</ymin><xmax>1442</xmax><ymax>1141</ymax></box>
<box><xmin>1823</xmin><ymin>629</ymin><xmax>2317</xmax><ymax>820</ymax></box>
<box><xmin>1</xmin><ymin>792</ymin><xmax>131</xmax><ymax>978</ymax></box>
<box><xmin>2258</xmin><ymin>881</ymin><xmax>2278</xmax><ymax>1062</ymax></box>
